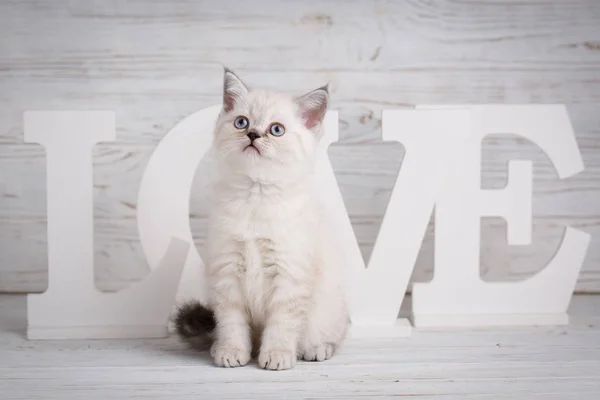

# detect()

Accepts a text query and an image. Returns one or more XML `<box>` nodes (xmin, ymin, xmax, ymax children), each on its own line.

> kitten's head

<box><xmin>212</xmin><ymin>68</ymin><xmax>328</xmax><ymax>182</ymax></box>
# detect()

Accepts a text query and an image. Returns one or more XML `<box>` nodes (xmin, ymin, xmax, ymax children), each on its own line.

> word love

<box><xmin>24</xmin><ymin>105</ymin><xmax>590</xmax><ymax>340</ymax></box>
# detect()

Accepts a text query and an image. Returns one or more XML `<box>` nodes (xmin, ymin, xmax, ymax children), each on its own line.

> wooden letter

<box><xmin>25</xmin><ymin>111</ymin><xmax>189</xmax><ymax>340</ymax></box>
<box><xmin>412</xmin><ymin>105</ymin><xmax>591</xmax><ymax>328</ymax></box>
<box><xmin>317</xmin><ymin>110</ymin><xmax>471</xmax><ymax>337</ymax></box>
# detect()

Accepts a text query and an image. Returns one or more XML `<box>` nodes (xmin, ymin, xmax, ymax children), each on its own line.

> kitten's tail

<box><xmin>174</xmin><ymin>300</ymin><xmax>216</xmax><ymax>351</ymax></box>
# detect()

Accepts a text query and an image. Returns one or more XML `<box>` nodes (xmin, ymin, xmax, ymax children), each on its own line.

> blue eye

<box><xmin>269</xmin><ymin>123</ymin><xmax>285</xmax><ymax>137</ymax></box>
<box><xmin>234</xmin><ymin>116</ymin><xmax>249</xmax><ymax>130</ymax></box>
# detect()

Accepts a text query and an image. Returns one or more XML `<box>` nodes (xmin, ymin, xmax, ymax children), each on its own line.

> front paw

<box><xmin>258</xmin><ymin>349</ymin><xmax>296</xmax><ymax>370</ymax></box>
<box><xmin>301</xmin><ymin>343</ymin><xmax>335</xmax><ymax>362</ymax></box>
<box><xmin>210</xmin><ymin>343</ymin><xmax>251</xmax><ymax>368</ymax></box>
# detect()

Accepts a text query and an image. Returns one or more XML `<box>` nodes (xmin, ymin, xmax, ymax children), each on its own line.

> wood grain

<box><xmin>0</xmin><ymin>0</ymin><xmax>599</xmax><ymax>293</ymax></box>
<box><xmin>2</xmin><ymin>294</ymin><xmax>600</xmax><ymax>399</ymax></box>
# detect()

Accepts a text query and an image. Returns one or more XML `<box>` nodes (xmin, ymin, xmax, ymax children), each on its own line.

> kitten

<box><xmin>175</xmin><ymin>68</ymin><xmax>349</xmax><ymax>370</ymax></box>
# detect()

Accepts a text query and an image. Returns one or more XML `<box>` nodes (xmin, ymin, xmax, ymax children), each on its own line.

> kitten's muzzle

<box><xmin>247</xmin><ymin>131</ymin><xmax>260</xmax><ymax>141</ymax></box>
<box><xmin>243</xmin><ymin>130</ymin><xmax>262</xmax><ymax>155</ymax></box>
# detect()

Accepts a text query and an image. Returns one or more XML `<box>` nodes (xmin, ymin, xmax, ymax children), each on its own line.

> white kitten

<box><xmin>175</xmin><ymin>68</ymin><xmax>349</xmax><ymax>370</ymax></box>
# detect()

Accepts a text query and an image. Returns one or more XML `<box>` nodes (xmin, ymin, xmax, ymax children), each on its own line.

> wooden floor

<box><xmin>1</xmin><ymin>295</ymin><xmax>599</xmax><ymax>399</ymax></box>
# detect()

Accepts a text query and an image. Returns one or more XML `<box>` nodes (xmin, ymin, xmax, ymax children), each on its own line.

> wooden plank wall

<box><xmin>0</xmin><ymin>0</ymin><xmax>599</xmax><ymax>293</ymax></box>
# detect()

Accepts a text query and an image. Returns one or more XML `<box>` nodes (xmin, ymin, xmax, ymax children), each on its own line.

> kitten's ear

<box><xmin>296</xmin><ymin>85</ymin><xmax>329</xmax><ymax>130</ymax></box>
<box><xmin>223</xmin><ymin>67</ymin><xmax>248</xmax><ymax>112</ymax></box>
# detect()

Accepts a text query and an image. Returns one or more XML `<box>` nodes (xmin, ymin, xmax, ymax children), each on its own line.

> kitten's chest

<box><xmin>221</xmin><ymin>189</ymin><xmax>309</xmax><ymax>240</ymax></box>
<box><xmin>239</xmin><ymin>238</ymin><xmax>272</xmax><ymax>322</ymax></box>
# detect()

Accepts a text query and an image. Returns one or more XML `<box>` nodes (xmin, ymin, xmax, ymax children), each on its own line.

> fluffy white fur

<box><xmin>205</xmin><ymin>69</ymin><xmax>348</xmax><ymax>370</ymax></box>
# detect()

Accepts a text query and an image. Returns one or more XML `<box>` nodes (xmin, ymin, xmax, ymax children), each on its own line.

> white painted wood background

<box><xmin>0</xmin><ymin>0</ymin><xmax>599</xmax><ymax>293</ymax></box>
